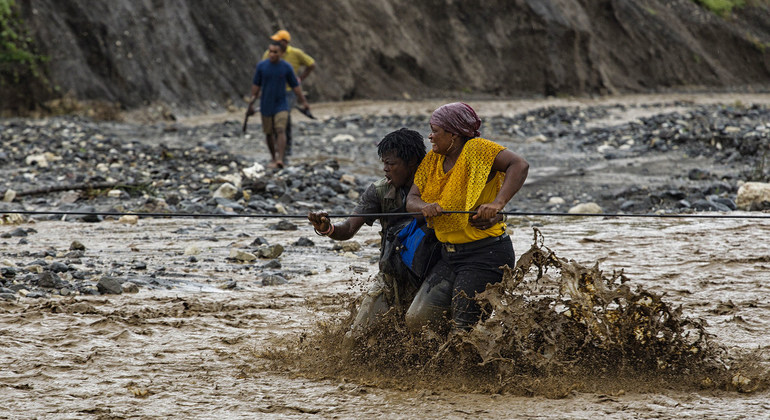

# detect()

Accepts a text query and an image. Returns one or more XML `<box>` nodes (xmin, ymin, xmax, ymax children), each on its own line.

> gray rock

<box><xmin>1</xmin><ymin>227</ymin><xmax>27</xmax><ymax>238</ymax></box>
<box><xmin>49</xmin><ymin>262</ymin><xmax>70</xmax><ymax>273</ymax></box>
<box><xmin>262</xmin><ymin>259</ymin><xmax>282</xmax><ymax>269</ymax></box>
<box><xmin>121</xmin><ymin>281</ymin><xmax>139</xmax><ymax>293</ymax></box>
<box><xmin>0</xmin><ymin>293</ymin><xmax>16</xmax><ymax>301</ymax></box>
<box><xmin>691</xmin><ymin>199</ymin><xmax>731</xmax><ymax>212</ymax></box>
<box><xmin>270</xmin><ymin>220</ymin><xmax>298</xmax><ymax>231</ymax></box>
<box><xmin>294</xmin><ymin>237</ymin><xmax>315</xmax><ymax>247</ymax></box>
<box><xmin>256</xmin><ymin>244</ymin><xmax>284</xmax><ymax>259</ymax></box>
<box><xmin>262</xmin><ymin>274</ymin><xmax>288</xmax><ymax>286</ymax></box>
<box><xmin>38</xmin><ymin>271</ymin><xmax>59</xmax><ymax>288</ymax></box>
<box><xmin>97</xmin><ymin>276</ymin><xmax>123</xmax><ymax>294</ymax></box>
<box><xmin>333</xmin><ymin>241</ymin><xmax>361</xmax><ymax>252</ymax></box>
<box><xmin>70</xmin><ymin>241</ymin><xmax>86</xmax><ymax>251</ymax></box>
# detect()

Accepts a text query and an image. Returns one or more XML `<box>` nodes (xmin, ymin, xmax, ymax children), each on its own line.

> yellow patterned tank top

<box><xmin>414</xmin><ymin>138</ymin><xmax>507</xmax><ymax>244</ymax></box>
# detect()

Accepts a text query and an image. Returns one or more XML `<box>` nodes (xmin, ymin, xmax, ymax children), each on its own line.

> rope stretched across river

<box><xmin>2</xmin><ymin>209</ymin><xmax>770</xmax><ymax>220</ymax></box>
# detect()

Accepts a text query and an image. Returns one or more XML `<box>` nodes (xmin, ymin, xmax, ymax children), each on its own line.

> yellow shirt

<box><xmin>413</xmin><ymin>138</ymin><xmax>507</xmax><ymax>244</ymax></box>
<box><xmin>262</xmin><ymin>46</ymin><xmax>315</xmax><ymax>91</ymax></box>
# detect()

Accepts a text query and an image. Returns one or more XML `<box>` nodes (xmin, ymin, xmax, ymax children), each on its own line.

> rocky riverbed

<box><xmin>1</xmin><ymin>94</ymin><xmax>770</xmax><ymax>418</ymax></box>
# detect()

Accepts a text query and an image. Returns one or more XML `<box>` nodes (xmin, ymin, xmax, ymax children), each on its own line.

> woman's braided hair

<box><xmin>377</xmin><ymin>128</ymin><xmax>426</xmax><ymax>166</ymax></box>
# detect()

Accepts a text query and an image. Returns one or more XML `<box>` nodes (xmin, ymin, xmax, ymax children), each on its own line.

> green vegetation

<box><xmin>693</xmin><ymin>0</ymin><xmax>745</xmax><ymax>16</ymax></box>
<box><xmin>0</xmin><ymin>0</ymin><xmax>47</xmax><ymax>84</ymax></box>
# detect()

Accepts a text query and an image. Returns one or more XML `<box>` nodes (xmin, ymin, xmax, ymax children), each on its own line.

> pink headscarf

<box><xmin>429</xmin><ymin>102</ymin><xmax>481</xmax><ymax>138</ymax></box>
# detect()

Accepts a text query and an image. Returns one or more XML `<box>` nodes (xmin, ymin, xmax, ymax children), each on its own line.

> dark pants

<box><xmin>406</xmin><ymin>234</ymin><xmax>515</xmax><ymax>331</ymax></box>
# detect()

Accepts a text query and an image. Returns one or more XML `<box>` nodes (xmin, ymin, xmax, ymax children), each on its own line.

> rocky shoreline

<box><xmin>1</xmin><ymin>100</ymin><xmax>770</xmax><ymax>300</ymax></box>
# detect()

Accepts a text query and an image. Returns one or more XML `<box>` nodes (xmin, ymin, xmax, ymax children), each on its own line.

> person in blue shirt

<box><xmin>247</xmin><ymin>40</ymin><xmax>310</xmax><ymax>169</ymax></box>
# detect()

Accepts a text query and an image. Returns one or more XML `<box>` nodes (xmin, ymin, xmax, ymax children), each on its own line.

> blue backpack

<box><xmin>393</xmin><ymin>218</ymin><xmax>441</xmax><ymax>286</ymax></box>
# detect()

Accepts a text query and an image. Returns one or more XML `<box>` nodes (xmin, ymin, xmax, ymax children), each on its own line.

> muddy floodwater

<box><xmin>1</xmin><ymin>212</ymin><xmax>769</xmax><ymax>419</ymax></box>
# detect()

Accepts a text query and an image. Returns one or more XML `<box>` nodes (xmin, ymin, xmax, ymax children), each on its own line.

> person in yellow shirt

<box><xmin>405</xmin><ymin>102</ymin><xmax>529</xmax><ymax>333</ymax></box>
<box><xmin>262</xmin><ymin>30</ymin><xmax>316</xmax><ymax>157</ymax></box>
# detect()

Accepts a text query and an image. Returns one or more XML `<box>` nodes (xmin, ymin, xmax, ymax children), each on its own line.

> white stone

<box><xmin>527</xmin><ymin>134</ymin><xmax>548</xmax><ymax>143</ymax></box>
<box><xmin>568</xmin><ymin>202</ymin><xmax>603</xmax><ymax>214</ymax></box>
<box><xmin>340</xmin><ymin>174</ymin><xmax>357</xmax><ymax>185</ymax></box>
<box><xmin>548</xmin><ymin>196</ymin><xmax>565</xmax><ymax>205</ymax></box>
<box><xmin>118</xmin><ymin>215</ymin><xmax>139</xmax><ymax>225</ymax></box>
<box><xmin>736</xmin><ymin>182</ymin><xmax>770</xmax><ymax>210</ymax></box>
<box><xmin>107</xmin><ymin>189</ymin><xmax>123</xmax><ymax>198</ymax></box>
<box><xmin>230</xmin><ymin>249</ymin><xmax>257</xmax><ymax>262</ymax></box>
<box><xmin>213</xmin><ymin>182</ymin><xmax>238</xmax><ymax>199</ymax></box>
<box><xmin>242</xmin><ymin>162</ymin><xmax>266</xmax><ymax>180</ymax></box>
<box><xmin>331</xmin><ymin>134</ymin><xmax>355</xmax><ymax>143</ymax></box>
<box><xmin>25</xmin><ymin>153</ymin><xmax>49</xmax><ymax>168</ymax></box>
<box><xmin>3</xmin><ymin>189</ymin><xmax>16</xmax><ymax>202</ymax></box>
<box><xmin>184</xmin><ymin>245</ymin><xmax>202</xmax><ymax>256</ymax></box>
<box><xmin>96</xmin><ymin>163</ymin><xmax>109</xmax><ymax>172</ymax></box>
<box><xmin>217</xmin><ymin>173</ymin><xmax>242</xmax><ymax>189</ymax></box>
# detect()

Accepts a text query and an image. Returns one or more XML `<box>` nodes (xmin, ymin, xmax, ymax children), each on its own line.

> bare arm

<box><xmin>308</xmin><ymin>211</ymin><xmax>366</xmax><ymax>241</ymax></box>
<box><xmin>298</xmin><ymin>63</ymin><xmax>315</xmax><ymax>82</ymax></box>
<box><xmin>293</xmin><ymin>85</ymin><xmax>309</xmax><ymax>109</ymax></box>
<box><xmin>247</xmin><ymin>84</ymin><xmax>261</xmax><ymax>114</ymax></box>
<box><xmin>406</xmin><ymin>184</ymin><xmax>441</xmax><ymax>219</ymax></box>
<box><xmin>474</xmin><ymin>149</ymin><xmax>529</xmax><ymax>219</ymax></box>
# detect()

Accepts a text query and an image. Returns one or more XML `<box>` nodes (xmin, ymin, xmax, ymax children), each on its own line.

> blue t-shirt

<box><xmin>252</xmin><ymin>59</ymin><xmax>299</xmax><ymax>116</ymax></box>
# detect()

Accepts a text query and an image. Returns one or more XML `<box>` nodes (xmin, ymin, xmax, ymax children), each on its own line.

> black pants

<box><xmin>406</xmin><ymin>235</ymin><xmax>515</xmax><ymax>331</ymax></box>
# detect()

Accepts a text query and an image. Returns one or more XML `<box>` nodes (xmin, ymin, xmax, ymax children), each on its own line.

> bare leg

<box><xmin>265</xmin><ymin>133</ymin><xmax>277</xmax><ymax>163</ymax></box>
<box><xmin>274</xmin><ymin>130</ymin><xmax>287</xmax><ymax>168</ymax></box>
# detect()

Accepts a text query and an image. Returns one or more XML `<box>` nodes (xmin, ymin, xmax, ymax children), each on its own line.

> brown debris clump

<box><xmin>259</xmin><ymin>229</ymin><xmax>767</xmax><ymax>395</ymax></box>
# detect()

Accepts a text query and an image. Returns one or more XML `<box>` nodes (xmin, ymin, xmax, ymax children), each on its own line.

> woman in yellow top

<box><xmin>405</xmin><ymin>102</ymin><xmax>529</xmax><ymax>332</ymax></box>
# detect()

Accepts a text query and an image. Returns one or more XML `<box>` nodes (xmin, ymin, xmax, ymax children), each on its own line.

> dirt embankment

<box><xmin>4</xmin><ymin>0</ymin><xmax>770</xmax><ymax>113</ymax></box>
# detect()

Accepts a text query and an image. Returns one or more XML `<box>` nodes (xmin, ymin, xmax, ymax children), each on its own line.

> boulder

<box><xmin>736</xmin><ymin>182</ymin><xmax>770</xmax><ymax>211</ymax></box>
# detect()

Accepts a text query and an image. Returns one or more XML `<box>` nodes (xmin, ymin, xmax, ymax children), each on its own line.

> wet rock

<box><xmin>49</xmin><ymin>262</ymin><xmax>70</xmax><ymax>273</ymax></box>
<box><xmin>691</xmin><ymin>199</ymin><xmax>731</xmax><ymax>212</ymax></box>
<box><xmin>70</xmin><ymin>241</ymin><xmax>86</xmax><ymax>251</ymax></box>
<box><xmin>213</xmin><ymin>182</ymin><xmax>238</xmax><ymax>199</ymax></box>
<box><xmin>0</xmin><ymin>267</ymin><xmax>17</xmax><ymax>278</ymax></box>
<box><xmin>75</xmin><ymin>206</ymin><xmax>103</xmax><ymax>223</ymax></box>
<box><xmin>249</xmin><ymin>237</ymin><xmax>269</xmax><ymax>246</ymax></box>
<box><xmin>262</xmin><ymin>274</ymin><xmax>288</xmax><ymax>286</ymax></box>
<box><xmin>294</xmin><ymin>237</ymin><xmax>315</xmax><ymax>246</ymax></box>
<box><xmin>37</xmin><ymin>271</ymin><xmax>59</xmax><ymax>288</ymax></box>
<box><xmin>132</xmin><ymin>262</ymin><xmax>147</xmax><ymax>270</ymax></box>
<box><xmin>736</xmin><ymin>182</ymin><xmax>770</xmax><ymax>211</ymax></box>
<box><xmin>0</xmin><ymin>293</ymin><xmax>15</xmax><ymax>301</ymax></box>
<box><xmin>214</xmin><ymin>197</ymin><xmax>244</xmax><ymax>211</ymax></box>
<box><xmin>121</xmin><ymin>281</ymin><xmax>139</xmax><ymax>293</ymax></box>
<box><xmin>1</xmin><ymin>227</ymin><xmax>28</xmax><ymax>238</ymax></box>
<box><xmin>262</xmin><ymin>259</ymin><xmax>281</xmax><ymax>269</ymax></box>
<box><xmin>333</xmin><ymin>241</ymin><xmax>361</xmax><ymax>252</ymax></box>
<box><xmin>187</xmin><ymin>256</ymin><xmax>198</xmax><ymax>263</ymax></box>
<box><xmin>229</xmin><ymin>249</ymin><xmax>257</xmax><ymax>262</ymax></box>
<box><xmin>97</xmin><ymin>276</ymin><xmax>123</xmax><ymax>294</ymax></box>
<box><xmin>270</xmin><ymin>220</ymin><xmax>298</xmax><ymax>231</ymax></box>
<box><xmin>255</xmin><ymin>244</ymin><xmax>284</xmax><ymax>259</ymax></box>
<box><xmin>220</xmin><ymin>280</ymin><xmax>237</xmax><ymax>290</ymax></box>
<box><xmin>688</xmin><ymin>168</ymin><xmax>711</xmax><ymax>180</ymax></box>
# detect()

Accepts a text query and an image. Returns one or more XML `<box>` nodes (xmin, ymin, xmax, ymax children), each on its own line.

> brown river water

<box><xmin>3</xmin><ymin>93</ymin><xmax>770</xmax><ymax>419</ymax></box>
<box><xmin>1</xmin><ymin>213</ymin><xmax>769</xmax><ymax>419</ymax></box>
